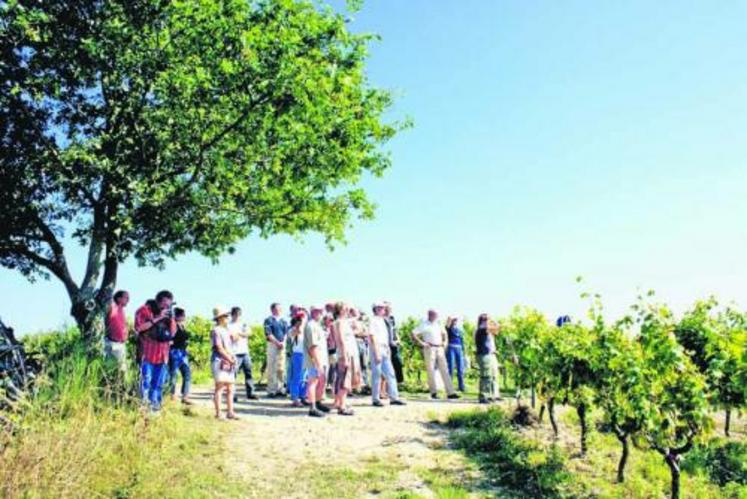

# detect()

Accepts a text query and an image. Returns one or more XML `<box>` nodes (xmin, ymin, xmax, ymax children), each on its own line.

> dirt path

<box><xmin>190</xmin><ymin>386</ymin><xmax>487</xmax><ymax>498</ymax></box>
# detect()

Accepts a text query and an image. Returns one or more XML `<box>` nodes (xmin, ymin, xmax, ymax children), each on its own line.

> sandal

<box><xmin>226</xmin><ymin>413</ymin><xmax>240</xmax><ymax>420</ymax></box>
<box><xmin>338</xmin><ymin>407</ymin><xmax>355</xmax><ymax>416</ymax></box>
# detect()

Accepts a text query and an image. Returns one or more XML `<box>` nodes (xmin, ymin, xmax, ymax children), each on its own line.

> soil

<box><xmin>190</xmin><ymin>387</ymin><xmax>486</xmax><ymax>498</ymax></box>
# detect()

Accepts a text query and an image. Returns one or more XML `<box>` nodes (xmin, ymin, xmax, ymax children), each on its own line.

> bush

<box><xmin>682</xmin><ymin>439</ymin><xmax>747</xmax><ymax>487</ymax></box>
<box><xmin>445</xmin><ymin>408</ymin><xmax>574</xmax><ymax>498</ymax></box>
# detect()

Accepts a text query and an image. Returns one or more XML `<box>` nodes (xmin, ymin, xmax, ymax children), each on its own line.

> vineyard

<box><xmin>442</xmin><ymin>291</ymin><xmax>747</xmax><ymax>499</ymax></box>
<box><xmin>16</xmin><ymin>291</ymin><xmax>746</xmax><ymax>498</ymax></box>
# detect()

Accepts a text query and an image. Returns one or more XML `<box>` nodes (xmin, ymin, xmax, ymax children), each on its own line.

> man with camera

<box><xmin>134</xmin><ymin>290</ymin><xmax>177</xmax><ymax>413</ymax></box>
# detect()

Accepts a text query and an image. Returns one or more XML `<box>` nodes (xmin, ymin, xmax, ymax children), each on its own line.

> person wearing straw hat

<box><xmin>211</xmin><ymin>305</ymin><xmax>238</xmax><ymax>420</ymax></box>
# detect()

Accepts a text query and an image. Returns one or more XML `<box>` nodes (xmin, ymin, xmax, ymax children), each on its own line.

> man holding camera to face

<box><xmin>134</xmin><ymin>290</ymin><xmax>177</xmax><ymax>413</ymax></box>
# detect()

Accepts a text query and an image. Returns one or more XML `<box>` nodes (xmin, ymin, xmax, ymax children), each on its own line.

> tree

<box><xmin>638</xmin><ymin>301</ymin><xmax>711</xmax><ymax>499</ymax></box>
<box><xmin>499</xmin><ymin>306</ymin><xmax>548</xmax><ymax>409</ymax></box>
<box><xmin>544</xmin><ymin>320</ymin><xmax>597</xmax><ymax>455</ymax></box>
<box><xmin>0</xmin><ymin>0</ymin><xmax>401</xmax><ymax>341</ymax></box>
<box><xmin>592</xmin><ymin>317</ymin><xmax>650</xmax><ymax>483</ymax></box>
<box><xmin>676</xmin><ymin>300</ymin><xmax>747</xmax><ymax>437</ymax></box>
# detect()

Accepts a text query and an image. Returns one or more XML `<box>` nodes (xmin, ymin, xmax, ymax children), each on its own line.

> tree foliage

<box><xmin>0</xmin><ymin>0</ymin><xmax>401</xmax><ymax>338</ymax></box>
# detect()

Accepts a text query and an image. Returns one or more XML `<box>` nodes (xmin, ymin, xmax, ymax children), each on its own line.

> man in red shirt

<box><xmin>134</xmin><ymin>290</ymin><xmax>176</xmax><ymax>413</ymax></box>
<box><xmin>104</xmin><ymin>290</ymin><xmax>130</xmax><ymax>371</ymax></box>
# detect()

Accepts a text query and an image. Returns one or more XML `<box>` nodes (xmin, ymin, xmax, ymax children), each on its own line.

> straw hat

<box><xmin>212</xmin><ymin>305</ymin><xmax>230</xmax><ymax>321</ymax></box>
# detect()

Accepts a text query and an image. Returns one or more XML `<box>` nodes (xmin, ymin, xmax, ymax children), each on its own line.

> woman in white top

<box><xmin>332</xmin><ymin>302</ymin><xmax>356</xmax><ymax>415</ymax></box>
<box><xmin>211</xmin><ymin>305</ymin><xmax>238</xmax><ymax>420</ymax></box>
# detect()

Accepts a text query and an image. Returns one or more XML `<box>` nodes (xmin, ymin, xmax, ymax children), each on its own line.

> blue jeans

<box><xmin>141</xmin><ymin>361</ymin><xmax>169</xmax><ymax>410</ymax></box>
<box><xmin>289</xmin><ymin>352</ymin><xmax>306</xmax><ymax>401</ymax></box>
<box><xmin>168</xmin><ymin>349</ymin><xmax>191</xmax><ymax>397</ymax></box>
<box><xmin>371</xmin><ymin>351</ymin><xmax>399</xmax><ymax>402</ymax></box>
<box><xmin>446</xmin><ymin>344</ymin><xmax>465</xmax><ymax>391</ymax></box>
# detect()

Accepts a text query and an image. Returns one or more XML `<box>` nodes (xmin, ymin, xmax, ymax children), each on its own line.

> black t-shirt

<box><xmin>171</xmin><ymin>325</ymin><xmax>189</xmax><ymax>350</ymax></box>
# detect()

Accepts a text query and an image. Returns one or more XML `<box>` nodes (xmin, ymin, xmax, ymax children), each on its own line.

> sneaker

<box><xmin>316</xmin><ymin>403</ymin><xmax>332</xmax><ymax>413</ymax></box>
<box><xmin>247</xmin><ymin>394</ymin><xmax>260</xmax><ymax>400</ymax></box>
<box><xmin>479</xmin><ymin>398</ymin><xmax>490</xmax><ymax>404</ymax></box>
<box><xmin>430</xmin><ymin>393</ymin><xmax>439</xmax><ymax>400</ymax></box>
<box><xmin>372</xmin><ymin>400</ymin><xmax>385</xmax><ymax>407</ymax></box>
<box><xmin>301</xmin><ymin>399</ymin><xmax>311</xmax><ymax>407</ymax></box>
<box><xmin>309</xmin><ymin>408</ymin><xmax>325</xmax><ymax>418</ymax></box>
<box><xmin>390</xmin><ymin>399</ymin><xmax>407</xmax><ymax>406</ymax></box>
<box><xmin>448</xmin><ymin>393</ymin><xmax>461</xmax><ymax>400</ymax></box>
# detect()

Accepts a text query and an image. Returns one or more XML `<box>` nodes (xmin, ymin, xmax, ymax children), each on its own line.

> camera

<box><xmin>164</xmin><ymin>302</ymin><xmax>177</xmax><ymax>319</ymax></box>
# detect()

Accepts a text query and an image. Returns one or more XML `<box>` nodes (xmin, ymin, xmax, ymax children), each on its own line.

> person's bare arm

<box><xmin>369</xmin><ymin>329</ymin><xmax>381</xmax><ymax>363</ymax></box>
<box><xmin>215</xmin><ymin>341</ymin><xmax>234</xmax><ymax>363</ymax></box>
<box><xmin>412</xmin><ymin>327</ymin><xmax>426</xmax><ymax>348</ymax></box>
<box><xmin>309</xmin><ymin>344</ymin><xmax>322</xmax><ymax>371</ymax></box>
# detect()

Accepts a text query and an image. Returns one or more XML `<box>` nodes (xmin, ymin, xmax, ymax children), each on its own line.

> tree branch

<box><xmin>30</xmin><ymin>215</ymin><xmax>78</xmax><ymax>298</ymax></box>
<box><xmin>3</xmin><ymin>244</ymin><xmax>79</xmax><ymax>299</ymax></box>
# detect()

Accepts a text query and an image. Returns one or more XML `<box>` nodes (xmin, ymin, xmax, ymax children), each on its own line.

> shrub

<box><xmin>682</xmin><ymin>439</ymin><xmax>747</xmax><ymax>487</ymax></box>
<box><xmin>445</xmin><ymin>408</ymin><xmax>574</xmax><ymax>498</ymax></box>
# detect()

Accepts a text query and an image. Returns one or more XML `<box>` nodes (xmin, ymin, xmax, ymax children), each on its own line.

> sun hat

<box><xmin>310</xmin><ymin>304</ymin><xmax>324</xmax><ymax>312</ymax></box>
<box><xmin>212</xmin><ymin>305</ymin><xmax>230</xmax><ymax>321</ymax></box>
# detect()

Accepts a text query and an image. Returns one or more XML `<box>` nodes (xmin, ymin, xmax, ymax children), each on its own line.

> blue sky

<box><xmin>2</xmin><ymin>0</ymin><xmax>746</xmax><ymax>333</ymax></box>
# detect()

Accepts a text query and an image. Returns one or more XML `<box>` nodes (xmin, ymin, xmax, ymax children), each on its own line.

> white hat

<box><xmin>212</xmin><ymin>305</ymin><xmax>230</xmax><ymax>321</ymax></box>
<box><xmin>310</xmin><ymin>304</ymin><xmax>324</xmax><ymax>312</ymax></box>
<box><xmin>372</xmin><ymin>301</ymin><xmax>386</xmax><ymax>309</ymax></box>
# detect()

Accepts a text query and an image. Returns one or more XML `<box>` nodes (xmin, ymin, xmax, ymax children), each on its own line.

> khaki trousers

<box><xmin>267</xmin><ymin>343</ymin><xmax>286</xmax><ymax>394</ymax></box>
<box><xmin>423</xmin><ymin>345</ymin><xmax>456</xmax><ymax>396</ymax></box>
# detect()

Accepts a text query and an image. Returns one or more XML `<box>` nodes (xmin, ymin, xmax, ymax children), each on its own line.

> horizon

<box><xmin>2</xmin><ymin>0</ymin><xmax>746</xmax><ymax>334</ymax></box>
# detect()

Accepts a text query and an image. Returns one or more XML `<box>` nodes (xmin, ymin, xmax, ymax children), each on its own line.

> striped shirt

<box><xmin>135</xmin><ymin>304</ymin><xmax>176</xmax><ymax>364</ymax></box>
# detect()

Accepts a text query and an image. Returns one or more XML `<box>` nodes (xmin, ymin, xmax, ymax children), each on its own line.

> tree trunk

<box><xmin>664</xmin><ymin>452</ymin><xmax>681</xmax><ymax>499</ymax></box>
<box><xmin>577</xmin><ymin>404</ymin><xmax>588</xmax><ymax>455</ymax></box>
<box><xmin>725</xmin><ymin>409</ymin><xmax>731</xmax><ymax>437</ymax></box>
<box><xmin>70</xmin><ymin>288</ymin><xmax>109</xmax><ymax>349</ymax></box>
<box><xmin>539</xmin><ymin>403</ymin><xmax>545</xmax><ymax>423</ymax></box>
<box><xmin>616</xmin><ymin>432</ymin><xmax>629</xmax><ymax>483</ymax></box>
<box><xmin>548</xmin><ymin>398</ymin><xmax>559</xmax><ymax>437</ymax></box>
<box><xmin>530</xmin><ymin>385</ymin><xmax>536</xmax><ymax>408</ymax></box>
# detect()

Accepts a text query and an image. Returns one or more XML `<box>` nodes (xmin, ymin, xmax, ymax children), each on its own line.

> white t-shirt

<box><xmin>369</xmin><ymin>316</ymin><xmax>390</xmax><ymax>349</ymax></box>
<box><xmin>290</xmin><ymin>328</ymin><xmax>305</xmax><ymax>354</ymax></box>
<box><xmin>227</xmin><ymin>321</ymin><xmax>249</xmax><ymax>354</ymax></box>
<box><xmin>414</xmin><ymin>320</ymin><xmax>445</xmax><ymax>346</ymax></box>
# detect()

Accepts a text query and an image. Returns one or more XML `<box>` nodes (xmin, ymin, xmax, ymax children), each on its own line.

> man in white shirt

<box><xmin>369</xmin><ymin>302</ymin><xmax>406</xmax><ymax>407</ymax></box>
<box><xmin>228</xmin><ymin>307</ymin><xmax>258</xmax><ymax>401</ymax></box>
<box><xmin>412</xmin><ymin>309</ymin><xmax>460</xmax><ymax>400</ymax></box>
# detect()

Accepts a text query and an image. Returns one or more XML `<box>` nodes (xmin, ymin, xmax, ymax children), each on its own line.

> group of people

<box><xmin>212</xmin><ymin>301</ymin><xmax>410</xmax><ymax>419</ymax></box>
<box><xmin>103</xmin><ymin>290</ymin><xmax>505</xmax><ymax>418</ymax></box>
<box><xmin>104</xmin><ymin>289</ymin><xmax>194</xmax><ymax>411</ymax></box>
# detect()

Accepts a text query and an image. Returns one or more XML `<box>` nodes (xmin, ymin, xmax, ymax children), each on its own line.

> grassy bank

<box><xmin>1</xmin><ymin>337</ymin><xmax>245</xmax><ymax>498</ymax></box>
<box><xmin>439</xmin><ymin>407</ymin><xmax>747</xmax><ymax>499</ymax></box>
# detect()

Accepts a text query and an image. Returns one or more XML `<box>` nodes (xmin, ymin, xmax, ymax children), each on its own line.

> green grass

<box><xmin>1</xmin><ymin>339</ymin><xmax>247</xmax><ymax>498</ymax></box>
<box><xmin>438</xmin><ymin>406</ymin><xmax>747</xmax><ymax>499</ymax></box>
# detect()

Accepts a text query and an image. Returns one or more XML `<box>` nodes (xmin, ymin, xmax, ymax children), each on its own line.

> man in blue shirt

<box><xmin>264</xmin><ymin>303</ymin><xmax>289</xmax><ymax>397</ymax></box>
